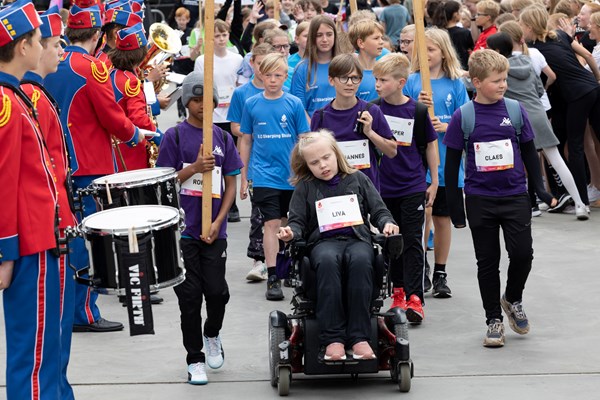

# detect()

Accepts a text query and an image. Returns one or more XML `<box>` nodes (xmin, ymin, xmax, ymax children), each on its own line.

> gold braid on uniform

<box><xmin>125</xmin><ymin>78</ymin><xmax>141</xmax><ymax>97</ymax></box>
<box><xmin>31</xmin><ymin>89</ymin><xmax>41</xmax><ymax>110</ymax></box>
<box><xmin>91</xmin><ymin>61</ymin><xmax>109</xmax><ymax>83</ymax></box>
<box><xmin>0</xmin><ymin>94</ymin><xmax>11</xmax><ymax>128</ymax></box>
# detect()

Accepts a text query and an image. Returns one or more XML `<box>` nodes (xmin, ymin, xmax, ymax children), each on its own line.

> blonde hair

<box><xmin>468</xmin><ymin>49</ymin><xmax>510</xmax><ymax>80</ymax></box>
<box><xmin>476</xmin><ymin>0</ymin><xmax>501</xmax><ymax>20</ymax></box>
<box><xmin>264</xmin><ymin>28</ymin><xmax>290</xmax><ymax>45</ymax></box>
<box><xmin>373</xmin><ymin>53</ymin><xmax>411</xmax><ymax>80</ymax></box>
<box><xmin>411</xmin><ymin>27</ymin><xmax>463</xmax><ymax>80</ymax></box>
<box><xmin>295</xmin><ymin>21</ymin><xmax>310</xmax><ymax>39</ymax></box>
<box><xmin>495</xmin><ymin>12</ymin><xmax>517</xmax><ymax>26</ymax></box>
<box><xmin>590</xmin><ymin>10</ymin><xmax>600</xmax><ymax>28</ymax></box>
<box><xmin>258</xmin><ymin>52</ymin><xmax>289</xmax><ymax>75</ymax></box>
<box><xmin>499</xmin><ymin>20</ymin><xmax>529</xmax><ymax>55</ymax></box>
<box><xmin>250</xmin><ymin>42</ymin><xmax>276</xmax><ymax>60</ymax></box>
<box><xmin>290</xmin><ymin>130</ymin><xmax>356</xmax><ymax>184</ymax></box>
<box><xmin>348</xmin><ymin>19</ymin><xmax>385</xmax><ymax>51</ymax></box>
<box><xmin>347</xmin><ymin>10</ymin><xmax>378</xmax><ymax>28</ymax></box>
<box><xmin>520</xmin><ymin>5</ymin><xmax>557</xmax><ymax>41</ymax></box>
<box><xmin>552</xmin><ymin>0</ymin><xmax>576</xmax><ymax>16</ymax></box>
<box><xmin>511</xmin><ymin>0</ymin><xmax>535</xmax><ymax>13</ymax></box>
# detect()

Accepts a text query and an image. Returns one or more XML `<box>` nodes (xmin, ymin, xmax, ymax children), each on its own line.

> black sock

<box><xmin>434</xmin><ymin>263</ymin><xmax>446</xmax><ymax>274</ymax></box>
<box><xmin>267</xmin><ymin>267</ymin><xmax>277</xmax><ymax>277</ymax></box>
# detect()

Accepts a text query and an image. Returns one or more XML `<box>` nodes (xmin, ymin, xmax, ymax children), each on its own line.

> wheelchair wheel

<box><xmin>398</xmin><ymin>363</ymin><xmax>411</xmax><ymax>392</ymax></box>
<box><xmin>269</xmin><ymin>324</ymin><xmax>286</xmax><ymax>387</ymax></box>
<box><xmin>278</xmin><ymin>366</ymin><xmax>291</xmax><ymax>396</ymax></box>
<box><xmin>390</xmin><ymin>323</ymin><xmax>410</xmax><ymax>384</ymax></box>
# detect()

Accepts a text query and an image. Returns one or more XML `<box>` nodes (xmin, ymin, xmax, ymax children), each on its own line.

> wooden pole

<box><xmin>336</xmin><ymin>0</ymin><xmax>345</xmax><ymax>30</ymax></box>
<box><xmin>349</xmin><ymin>0</ymin><xmax>357</xmax><ymax>15</ymax></box>
<box><xmin>202</xmin><ymin>0</ymin><xmax>215</xmax><ymax>238</ymax></box>
<box><xmin>274</xmin><ymin>0</ymin><xmax>280</xmax><ymax>22</ymax></box>
<box><xmin>413</xmin><ymin>0</ymin><xmax>439</xmax><ymax>164</ymax></box>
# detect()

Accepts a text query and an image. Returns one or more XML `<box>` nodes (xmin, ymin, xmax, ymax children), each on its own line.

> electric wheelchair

<box><xmin>268</xmin><ymin>234</ymin><xmax>414</xmax><ymax>396</ymax></box>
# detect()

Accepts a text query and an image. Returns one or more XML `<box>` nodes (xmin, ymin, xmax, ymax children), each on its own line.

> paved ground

<box><xmin>1</xmin><ymin>110</ymin><xmax>600</xmax><ymax>399</ymax></box>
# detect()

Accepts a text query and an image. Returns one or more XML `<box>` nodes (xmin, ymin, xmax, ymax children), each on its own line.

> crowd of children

<box><xmin>3</xmin><ymin>0</ymin><xmax>600</xmax><ymax>396</ymax></box>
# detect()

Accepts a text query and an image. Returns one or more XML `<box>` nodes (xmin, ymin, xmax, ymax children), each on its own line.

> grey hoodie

<box><xmin>505</xmin><ymin>54</ymin><xmax>559</xmax><ymax>149</ymax></box>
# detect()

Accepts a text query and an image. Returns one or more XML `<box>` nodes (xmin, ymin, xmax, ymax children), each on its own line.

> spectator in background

<box><xmin>379</xmin><ymin>0</ymin><xmax>410</xmax><ymax>45</ymax></box>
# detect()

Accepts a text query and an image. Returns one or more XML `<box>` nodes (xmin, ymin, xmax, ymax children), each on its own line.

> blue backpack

<box><xmin>459</xmin><ymin>98</ymin><xmax>523</xmax><ymax>153</ymax></box>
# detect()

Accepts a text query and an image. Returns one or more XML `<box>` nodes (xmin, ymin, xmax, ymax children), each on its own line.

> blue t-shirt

<box><xmin>286</xmin><ymin>53</ymin><xmax>302</xmax><ymax>90</ymax></box>
<box><xmin>357</xmin><ymin>70</ymin><xmax>378</xmax><ymax>101</ymax></box>
<box><xmin>291</xmin><ymin>60</ymin><xmax>336</xmax><ymax>117</ymax></box>
<box><xmin>240</xmin><ymin>92</ymin><xmax>310</xmax><ymax>190</ymax></box>
<box><xmin>404</xmin><ymin>73</ymin><xmax>468</xmax><ymax>187</ymax></box>
<box><xmin>227</xmin><ymin>80</ymin><xmax>263</xmax><ymax>124</ymax></box>
<box><xmin>380</xmin><ymin>5</ymin><xmax>410</xmax><ymax>44</ymax></box>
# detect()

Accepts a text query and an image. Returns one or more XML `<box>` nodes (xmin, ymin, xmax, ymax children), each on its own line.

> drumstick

<box><xmin>112</xmin><ymin>137</ymin><xmax>128</xmax><ymax>172</ymax></box>
<box><xmin>128</xmin><ymin>227</ymin><xmax>139</xmax><ymax>253</ymax></box>
<box><xmin>105</xmin><ymin>180</ymin><xmax>113</xmax><ymax>205</ymax></box>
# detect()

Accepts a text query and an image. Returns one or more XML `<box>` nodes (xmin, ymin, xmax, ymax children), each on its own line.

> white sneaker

<box><xmin>246</xmin><ymin>260</ymin><xmax>267</xmax><ymax>281</ymax></box>
<box><xmin>587</xmin><ymin>185</ymin><xmax>600</xmax><ymax>202</ymax></box>
<box><xmin>204</xmin><ymin>335</ymin><xmax>224</xmax><ymax>369</ymax></box>
<box><xmin>187</xmin><ymin>362</ymin><xmax>208</xmax><ymax>385</ymax></box>
<box><xmin>576</xmin><ymin>204</ymin><xmax>589</xmax><ymax>221</ymax></box>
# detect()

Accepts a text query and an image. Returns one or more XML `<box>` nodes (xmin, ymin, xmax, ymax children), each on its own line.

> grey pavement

<box><xmin>2</xmin><ymin>110</ymin><xmax>600</xmax><ymax>399</ymax></box>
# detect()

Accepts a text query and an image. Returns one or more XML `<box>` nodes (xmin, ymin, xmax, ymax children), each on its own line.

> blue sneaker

<box><xmin>187</xmin><ymin>362</ymin><xmax>208</xmax><ymax>385</ymax></box>
<box><xmin>500</xmin><ymin>294</ymin><xmax>530</xmax><ymax>335</ymax></box>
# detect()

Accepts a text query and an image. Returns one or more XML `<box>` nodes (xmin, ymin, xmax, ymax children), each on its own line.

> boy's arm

<box><xmin>520</xmin><ymin>139</ymin><xmax>554</xmax><ymax>205</ymax></box>
<box><xmin>360</xmin><ymin>109</ymin><xmax>397</xmax><ymax>158</ymax></box>
<box><xmin>444</xmin><ymin>147</ymin><xmax>466</xmax><ymax>228</ymax></box>
<box><xmin>238</xmin><ymin>133</ymin><xmax>252</xmax><ymax>199</ymax></box>
<box><xmin>230</xmin><ymin>122</ymin><xmax>242</xmax><ymax>138</ymax></box>
<box><xmin>201</xmin><ymin>174</ymin><xmax>236</xmax><ymax>244</ymax></box>
<box><xmin>425</xmin><ymin>139</ymin><xmax>439</xmax><ymax>207</ymax></box>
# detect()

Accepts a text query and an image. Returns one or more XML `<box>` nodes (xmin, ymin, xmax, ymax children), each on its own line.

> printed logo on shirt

<box><xmin>500</xmin><ymin>117</ymin><xmax>512</xmax><ymax>127</ymax></box>
<box><xmin>213</xmin><ymin>146</ymin><xmax>224</xmax><ymax>157</ymax></box>
<box><xmin>417</xmin><ymin>204</ymin><xmax>424</xmax><ymax>211</ymax></box>
<box><xmin>280</xmin><ymin>114</ymin><xmax>288</xmax><ymax>129</ymax></box>
<box><xmin>445</xmin><ymin>93</ymin><xmax>453</xmax><ymax>108</ymax></box>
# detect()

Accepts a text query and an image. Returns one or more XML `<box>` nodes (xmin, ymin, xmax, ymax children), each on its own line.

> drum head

<box><xmin>92</xmin><ymin>168</ymin><xmax>176</xmax><ymax>186</ymax></box>
<box><xmin>81</xmin><ymin>205</ymin><xmax>180</xmax><ymax>236</ymax></box>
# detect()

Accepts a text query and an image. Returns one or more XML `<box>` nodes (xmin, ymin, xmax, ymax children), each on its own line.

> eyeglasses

<box><xmin>337</xmin><ymin>76</ymin><xmax>362</xmax><ymax>84</ymax></box>
<box><xmin>273</xmin><ymin>44</ymin><xmax>290</xmax><ymax>50</ymax></box>
<box><xmin>399</xmin><ymin>39</ymin><xmax>414</xmax><ymax>46</ymax></box>
<box><xmin>476</xmin><ymin>13</ymin><xmax>489</xmax><ymax>17</ymax></box>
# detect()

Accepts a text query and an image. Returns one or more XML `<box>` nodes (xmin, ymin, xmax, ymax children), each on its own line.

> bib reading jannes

<box><xmin>338</xmin><ymin>140</ymin><xmax>370</xmax><ymax>169</ymax></box>
<box><xmin>316</xmin><ymin>194</ymin><xmax>363</xmax><ymax>232</ymax></box>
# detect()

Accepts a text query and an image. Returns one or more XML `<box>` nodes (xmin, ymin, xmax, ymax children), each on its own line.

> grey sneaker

<box><xmin>266</xmin><ymin>275</ymin><xmax>284</xmax><ymax>301</ymax></box>
<box><xmin>246</xmin><ymin>260</ymin><xmax>267</xmax><ymax>281</ymax></box>
<box><xmin>203</xmin><ymin>335</ymin><xmax>224</xmax><ymax>369</ymax></box>
<box><xmin>432</xmin><ymin>272</ymin><xmax>452</xmax><ymax>298</ymax></box>
<box><xmin>500</xmin><ymin>294</ymin><xmax>530</xmax><ymax>335</ymax></box>
<box><xmin>187</xmin><ymin>362</ymin><xmax>208</xmax><ymax>385</ymax></box>
<box><xmin>483</xmin><ymin>319</ymin><xmax>505</xmax><ymax>348</ymax></box>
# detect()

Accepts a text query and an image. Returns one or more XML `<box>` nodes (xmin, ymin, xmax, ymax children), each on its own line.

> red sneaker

<box><xmin>406</xmin><ymin>294</ymin><xmax>424</xmax><ymax>323</ymax></box>
<box><xmin>390</xmin><ymin>287</ymin><xmax>407</xmax><ymax>310</ymax></box>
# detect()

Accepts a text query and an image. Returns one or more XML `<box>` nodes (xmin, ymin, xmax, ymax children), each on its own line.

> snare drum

<box><xmin>80</xmin><ymin>205</ymin><xmax>185</xmax><ymax>295</ymax></box>
<box><xmin>91</xmin><ymin>167</ymin><xmax>179</xmax><ymax>211</ymax></box>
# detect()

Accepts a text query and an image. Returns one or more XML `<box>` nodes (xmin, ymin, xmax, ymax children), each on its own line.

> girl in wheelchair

<box><xmin>277</xmin><ymin>130</ymin><xmax>399</xmax><ymax>361</ymax></box>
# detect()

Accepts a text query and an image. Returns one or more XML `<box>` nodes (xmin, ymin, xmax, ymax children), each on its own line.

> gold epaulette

<box><xmin>31</xmin><ymin>89</ymin><xmax>41</xmax><ymax>110</ymax></box>
<box><xmin>91</xmin><ymin>61</ymin><xmax>109</xmax><ymax>83</ymax></box>
<box><xmin>125</xmin><ymin>78</ymin><xmax>141</xmax><ymax>97</ymax></box>
<box><xmin>0</xmin><ymin>94</ymin><xmax>11</xmax><ymax>128</ymax></box>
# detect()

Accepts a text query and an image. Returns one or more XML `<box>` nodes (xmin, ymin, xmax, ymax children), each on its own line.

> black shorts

<box><xmin>431</xmin><ymin>186</ymin><xmax>463</xmax><ymax>217</ymax></box>
<box><xmin>252</xmin><ymin>187</ymin><xmax>293</xmax><ymax>221</ymax></box>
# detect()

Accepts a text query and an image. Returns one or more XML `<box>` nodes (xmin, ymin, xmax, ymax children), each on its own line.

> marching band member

<box><xmin>109</xmin><ymin>23</ymin><xmax>161</xmax><ymax>171</ymax></box>
<box><xmin>0</xmin><ymin>1</ymin><xmax>61</xmax><ymax>398</ymax></box>
<box><xmin>96</xmin><ymin>2</ymin><xmax>144</xmax><ymax>67</ymax></box>
<box><xmin>44</xmin><ymin>4</ymin><xmax>144</xmax><ymax>334</ymax></box>
<box><xmin>20</xmin><ymin>6</ymin><xmax>80</xmax><ymax>398</ymax></box>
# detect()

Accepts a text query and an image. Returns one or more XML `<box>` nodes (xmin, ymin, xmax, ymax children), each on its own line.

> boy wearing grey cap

<box><xmin>157</xmin><ymin>72</ymin><xmax>243</xmax><ymax>385</ymax></box>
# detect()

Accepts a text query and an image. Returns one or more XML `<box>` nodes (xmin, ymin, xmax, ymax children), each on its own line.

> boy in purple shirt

<box><xmin>444</xmin><ymin>50</ymin><xmax>538</xmax><ymax>348</ymax></box>
<box><xmin>156</xmin><ymin>72</ymin><xmax>243</xmax><ymax>384</ymax></box>
<box><xmin>374</xmin><ymin>54</ymin><xmax>439</xmax><ymax>323</ymax></box>
<box><xmin>310</xmin><ymin>54</ymin><xmax>397</xmax><ymax>191</ymax></box>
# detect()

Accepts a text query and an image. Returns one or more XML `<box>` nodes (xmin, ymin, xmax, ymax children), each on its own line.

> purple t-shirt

<box><xmin>378</xmin><ymin>98</ymin><xmax>438</xmax><ymax>198</ymax></box>
<box><xmin>443</xmin><ymin>99</ymin><xmax>534</xmax><ymax>197</ymax></box>
<box><xmin>310</xmin><ymin>98</ymin><xmax>393</xmax><ymax>190</ymax></box>
<box><xmin>156</xmin><ymin>121</ymin><xmax>244</xmax><ymax>240</ymax></box>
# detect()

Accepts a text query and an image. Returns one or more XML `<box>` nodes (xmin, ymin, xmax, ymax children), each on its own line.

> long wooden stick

<box><xmin>336</xmin><ymin>0</ymin><xmax>345</xmax><ymax>30</ymax></box>
<box><xmin>274</xmin><ymin>0</ymin><xmax>280</xmax><ymax>22</ymax></box>
<box><xmin>202</xmin><ymin>0</ymin><xmax>215</xmax><ymax>238</ymax></box>
<box><xmin>413</xmin><ymin>0</ymin><xmax>439</xmax><ymax>164</ymax></box>
<box><xmin>349</xmin><ymin>0</ymin><xmax>357</xmax><ymax>15</ymax></box>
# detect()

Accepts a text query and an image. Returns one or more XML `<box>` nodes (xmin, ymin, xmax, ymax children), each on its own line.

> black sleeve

<box><xmin>520</xmin><ymin>140</ymin><xmax>554</xmax><ymax>205</ymax></box>
<box><xmin>230</xmin><ymin>0</ymin><xmax>243</xmax><ymax>42</ymax></box>
<box><xmin>241</xmin><ymin>22</ymin><xmax>255</xmax><ymax>53</ymax></box>
<box><xmin>216</xmin><ymin>0</ymin><xmax>232</xmax><ymax>21</ymax></box>
<box><xmin>444</xmin><ymin>147</ymin><xmax>467</xmax><ymax>227</ymax></box>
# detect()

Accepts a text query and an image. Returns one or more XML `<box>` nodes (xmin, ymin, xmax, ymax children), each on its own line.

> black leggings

<box><xmin>552</xmin><ymin>87</ymin><xmax>600</xmax><ymax>204</ymax></box>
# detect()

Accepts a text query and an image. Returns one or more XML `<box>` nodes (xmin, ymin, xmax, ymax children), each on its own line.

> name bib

<box><xmin>316</xmin><ymin>194</ymin><xmax>363</xmax><ymax>233</ymax></box>
<box><xmin>217</xmin><ymin>86</ymin><xmax>234</xmax><ymax>108</ymax></box>
<box><xmin>474</xmin><ymin>139</ymin><xmax>514</xmax><ymax>172</ymax></box>
<box><xmin>180</xmin><ymin>163</ymin><xmax>222</xmax><ymax>198</ymax></box>
<box><xmin>338</xmin><ymin>139</ymin><xmax>370</xmax><ymax>169</ymax></box>
<box><xmin>385</xmin><ymin>115</ymin><xmax>414</xmax><ymax>146</ymax></box>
